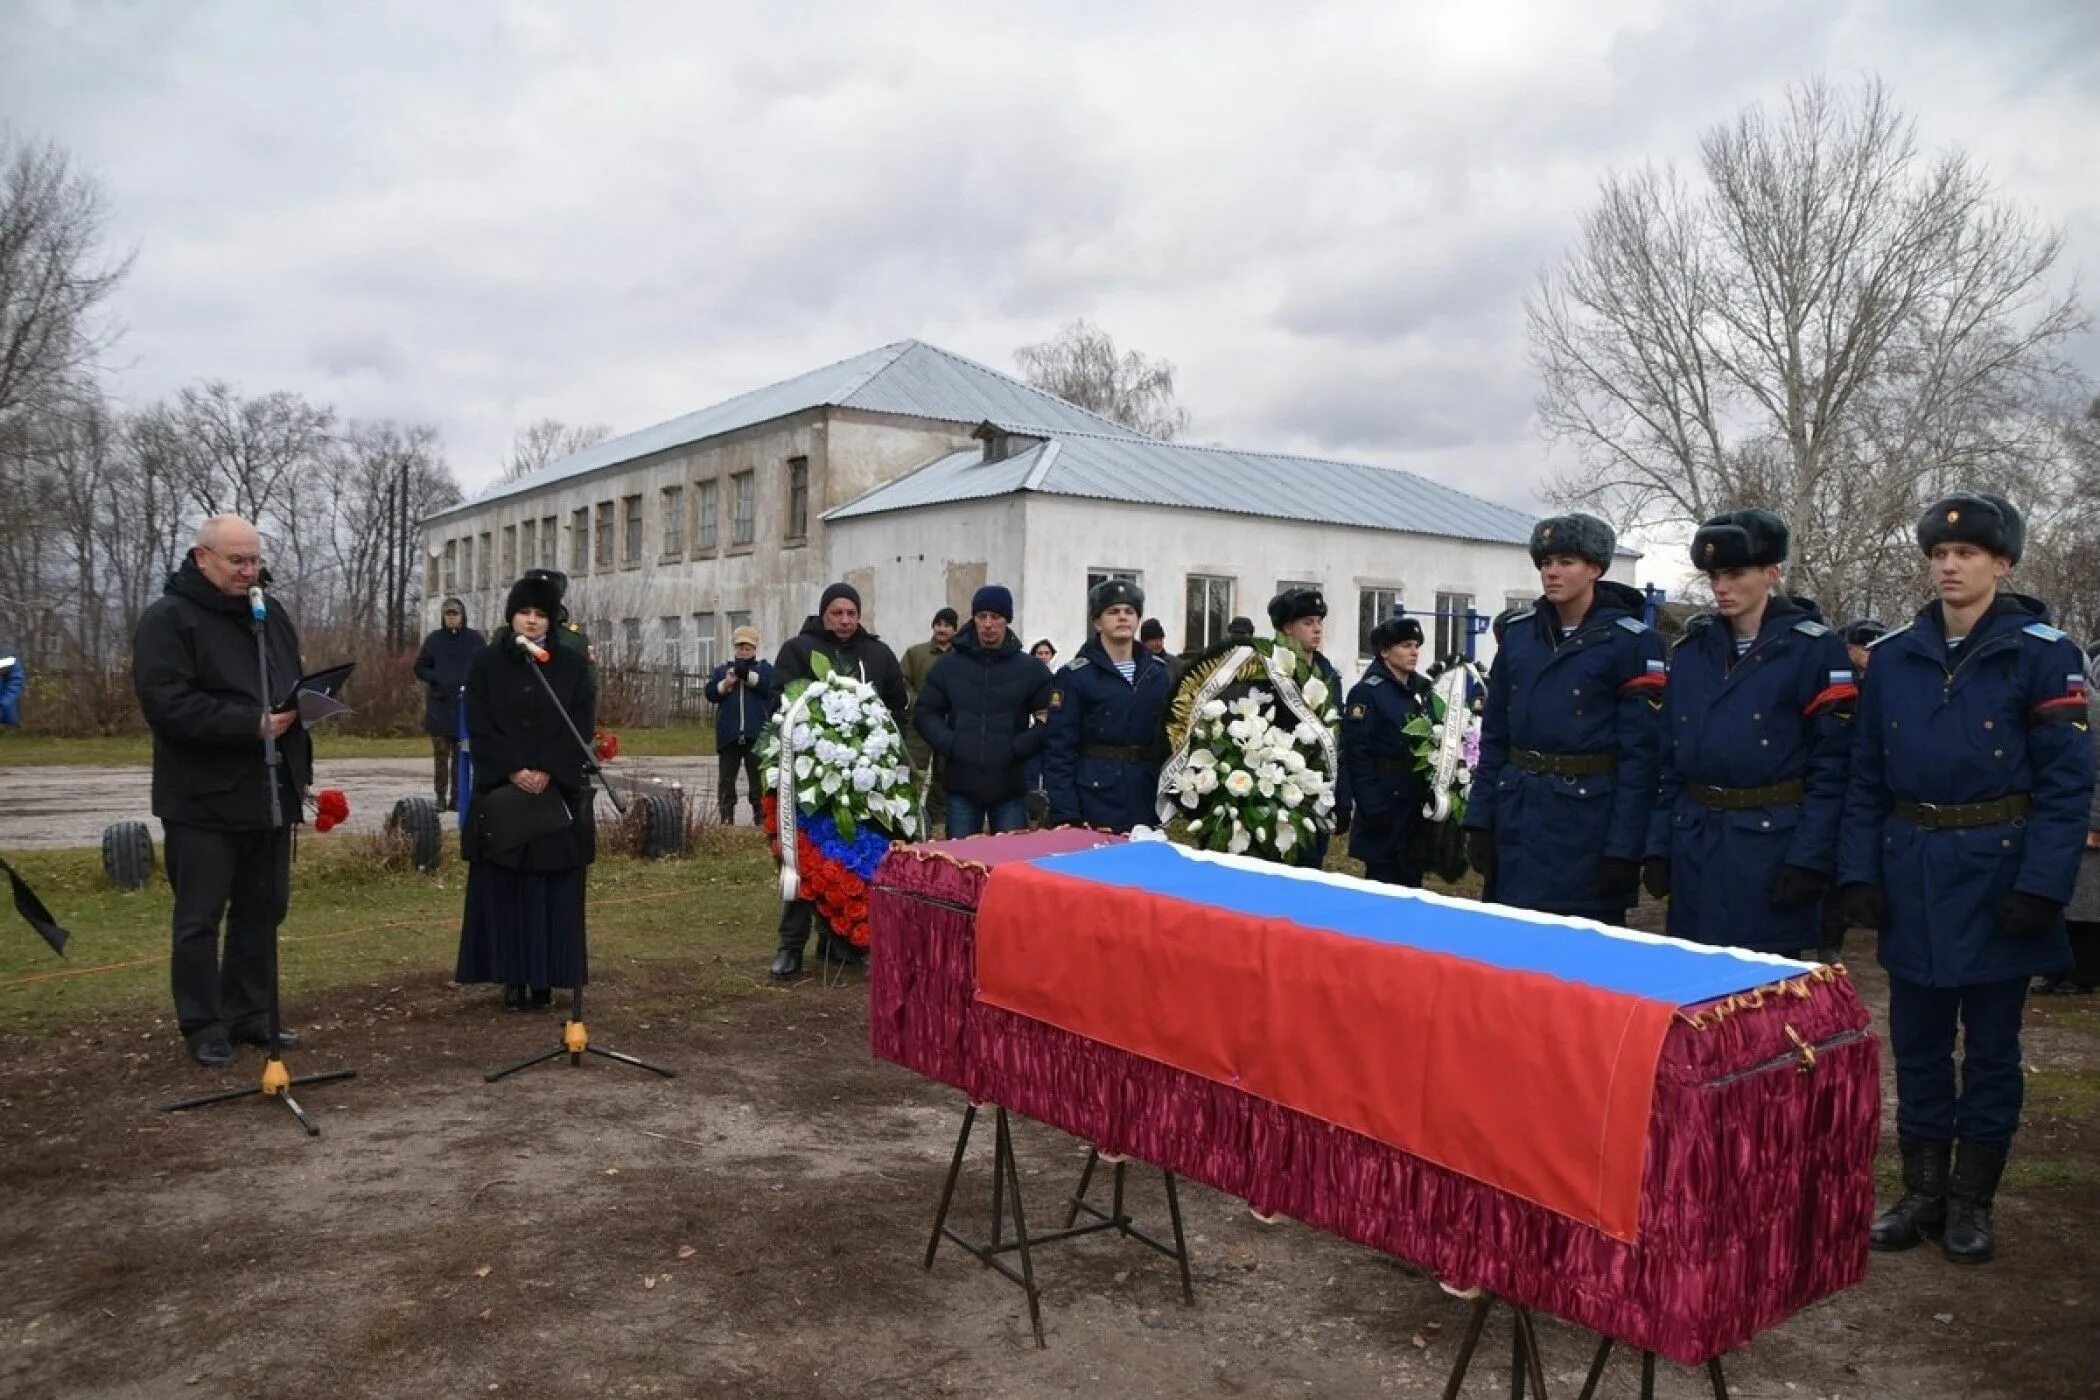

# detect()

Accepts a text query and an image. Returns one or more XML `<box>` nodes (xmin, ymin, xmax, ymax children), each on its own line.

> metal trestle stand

<box><xmin>1438</xmin><ymin>1291</ymin><xmax>1733</xmax><ymax>1399</ymax></box>
<box><xmin>922</xmin><ymin>1102</ymin><xmax>1196</xmax><ymax>1348</ymax></box>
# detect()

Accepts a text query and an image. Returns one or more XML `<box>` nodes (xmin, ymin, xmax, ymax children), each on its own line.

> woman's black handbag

<box><xmin>471</xmin><ymin>784</ymin><xmax>573</xmax><ymax>858</ymax></box>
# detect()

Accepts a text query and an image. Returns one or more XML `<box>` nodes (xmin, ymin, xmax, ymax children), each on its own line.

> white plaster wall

<box><xmin>822</xmin><ymin>497</ymin><xmax>1035</xmax><ymax>646</ymax></box>
<box><xmin>419</xmin><ymin>408</ymin><xmax>975</xmax><ymax>664</ymax></box>
<box><xmin>1012</xmin><ymin>496</ymin><xmax>1545</xmax><ymax>683</ymax></box>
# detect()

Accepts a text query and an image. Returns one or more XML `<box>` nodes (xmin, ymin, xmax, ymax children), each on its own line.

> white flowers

<box><xmin>1223</xmin><ymin>769</ymin><xmax>1255</xmax><ymax>798</ymax></box>
<box><xmin>1301</xmin><ymin>677</ymin><xmax>1329</xmax><ymax>709</ymax></box>
<box><xmin>757</xmin><ymin>658</ymin><xmax>919</xmax><ymax>839</ymax></box>
<box><xmin>1199</xmin><ymin>699</ymin><xmax>1228</xmax><ymax>721</ymax></box>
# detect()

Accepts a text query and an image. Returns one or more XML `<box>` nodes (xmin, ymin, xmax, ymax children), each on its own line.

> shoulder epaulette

<box><xmin>1363</xmin><ymin>672</ymin><xmax>1385</xmax><ymax>687</ymax></box>
<box><xmin>1867</xmin><ymin>624</ymin><xmax>1911</xmax><ymax>649</ymax></box>
<box><xmin>2023</xmin><ymin>621</ymin><xmax>2068</xmax><ymax>643</ymax></box>
<box><xmin>563</xmin><ymin>621</ymin><xmax>581</xmax><ymax>633</ymax></box>
<box><xmin>1506</xmin><ymin>606</ymin><xmax>1535</xmax><ymax>624</ymax></box>
<box><xmin>1066</xmin><ymin>656</ymin><xmax>1090</xmax><ymax>670</ymax></box>
<box><xmin>1681</xmin><ymin>613</ymin><xmax>1716</xmax><ymax>635</ymax></box>
<box><xmin>1615</xmin><ymin>616</ymin><xmax>1651</xmax><ymax>635</ymax></box>
<box><xmin>1793</xmin><ymin>619</ymin><xmax>1829</xmax><ymax>638</ymax></box>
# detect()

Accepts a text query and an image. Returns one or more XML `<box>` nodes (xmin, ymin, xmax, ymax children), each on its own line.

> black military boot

<box><xmin>1869</xmin><ymin>1139</ymin><xmax>1950</xmax><ymax>1251</ymax></box>
<box><xmin>1941</xmin><ymin>1142</ymin><xmax>2007</xmax><ymax>1265</ymax></box>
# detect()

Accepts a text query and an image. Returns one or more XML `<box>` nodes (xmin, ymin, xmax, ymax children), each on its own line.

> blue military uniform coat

<box><xmin>1463</xmin><ymin>580</ymin><xmax>1666</xmax><ymax>919</ymax></box>
<box><xmin>1341</xmin><ymin>661</ymin><xmax>1434</xmax><ymax>869</ymax></box>
<box><xmin>1838</xmin><ymin>594</ymin><xmax>2094</xmax><ymax>987</ymax></box>
<box><xmin>1648</xmin><ymin>599</ymin><xmax>1854</xmax><ymax>953</ymax></box>
<box><xmin>1042</xmin><ymin>640</ymin><xmax>1173</xmax><ymax>833</ymax></box>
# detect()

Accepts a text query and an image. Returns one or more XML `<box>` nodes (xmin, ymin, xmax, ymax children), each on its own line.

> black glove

<box><xmin>1464</xmin><ymin>829</ymin><xmax>1496</xmax><ymax>883</ymax></box>
<box><xmin>1836</xmin><ymin>883</ymin><xmax>1885</xmax><ymax>931</ymax></box>
<box><xmin>1998</xmin><ymin>891</ymin><xmax>2064</xmax><ymax>940</ymax></box>
<box><xmin>1768</xmin><ymin>864</ymin><xmax>1832</xmax><ymax>909</ymax></box>
<box><xmin>1595</xmin><ymin>857</ymin><xmax>1641</xmax><ymax>900</ymax></box>
<box><xmin>1641</xmin><ymin>857</ymin><xmax>1672</xmax><ymax>900</ymax></box>
<box><xmin>1334</xmin><ymin>807</ymin><xmax>1354</xmax><ymax>837</ymax></box>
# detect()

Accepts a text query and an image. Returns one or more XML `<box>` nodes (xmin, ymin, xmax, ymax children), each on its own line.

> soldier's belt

<box><xmin>1688</xmin><ymin>778</ymin><xmax>1805</xmax><ymax>811</ymax></box>
<box><xmin>1081</xmin><ymin>743</ymin><xmax>1154</xmax><ymax>763</ymax></box>
<box><xmin>1893</xmin><ymin>794</ymin><xmax>2031</xmax><ymax>830</ymax></box>
<box><xmin>1511</xmin><ymin>748</ymin><xmax>1617</xmax><ymax>778</ymax></box>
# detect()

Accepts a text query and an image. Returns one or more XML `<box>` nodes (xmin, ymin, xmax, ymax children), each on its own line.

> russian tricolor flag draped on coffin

<box><xmin>868</xmin><ymin>831</ymin><xmax>1879</xmax><ymax>1364</ymax></box>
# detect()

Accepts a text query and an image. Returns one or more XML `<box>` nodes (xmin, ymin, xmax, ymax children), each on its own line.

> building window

<box><xmin>660</xmin><ymin>485</ymin><xmax>685</xmax><ymax>556</ymax></box>
<box><xmin>1434</xmin><ymin>591</ymin><xmax>1475</xmax><ymax>663</ymax></box>
<box><xmin>1184</xmin><ymin>575</ymin><xmax>1234</xmax><ymax>653</ymax></box>
<box><xmin>477</xmin><ymin>532</ymin><xmax>492</xmax><ymax>590</ymax></box>
<box><xmin>540</xmin><ymin>515</ymin><xmax>558</xmax><ymax>569</ymax></box>
<box><xmin>694</xmin><ymin>479</ymin><xmax>719</xmax><ymax>553</ymax></box>
<box><xmin>1358</xmin><ymin>588</ymin><xmax>1403</xmax><ymax>657</ymax></box>
<box><xmin>727</xmin><ymin>609</ymin><xmax>752</xmax><ymax>641</ymax></box>
<box><xmin>595</xmin><ymin>501</ymin><xmax>615</xmax><ymax>567</ymax></box>
<box><xmin>621</xmin><ymin>618</ymin><xmax>643</xmax><ymax>662</ymax></box>
<box><xmin>518</xmin><ymin>520</ymin><xmax>535</xmax><ymax>575</ymax></box>
<box><xmin>785</xmin><ymin>456</ymin><xmax>809</xmax><ymax>541</ymax></box>
<box><xmin>730</xmin><ymin>471</ymin><xmax>755</xmax><ymax>546</ymax></box>
<box><xmin>1275</xmin><ymin>579</ymin><xmax>1321</xmax><ymax>604</ymax></box>
<box><xmin>658</xmin><ymin>615</ymin><xmax>683</xmax><ymax>668</ymax></box>
<box><xmin>442</xmin><ymin>539</ymin><xmax>458</xmax><ymax>593</ymax></box>
<box><xmin>425</xmin><ymin>553</ymin><xmax>440</xmax><ymax>595</ymax></box>
<box><xmin>570</xmin><ymin>508</ymin><xmax>590</xmax><ymax>572</ymax></box>
<box><xmin>621</xmin><ymin>494</ymin><xmax>644</xmax><ymax>565</ymax></box>
<box><xmin>693</xmin><ymin>611</ymin><xmax>718</xmax><ymax>673</ymax></box>
<box><xmin>501</xmin><ymin>524</ymin><xmax>517</xmax><ymax>579</ymax></box>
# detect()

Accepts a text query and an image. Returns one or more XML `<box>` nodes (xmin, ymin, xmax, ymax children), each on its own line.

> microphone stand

<box><xmin>164</xmin><ymin>589</ymin><xmax>357</xmax><ymax>1135</ymax></box>
<box><xmin>484</xmin><ymin>636</ymin><xmax>674</xmax><ymax>1083</ymax></box>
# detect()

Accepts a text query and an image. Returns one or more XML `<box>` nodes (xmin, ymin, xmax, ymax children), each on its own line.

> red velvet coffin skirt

<box><xmin>867</xmin><ymin>835</ymin><xmax>1879</xmax><ymax>1367</ymax></box>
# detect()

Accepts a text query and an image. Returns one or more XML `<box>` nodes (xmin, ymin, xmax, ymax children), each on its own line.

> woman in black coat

<box><xmin>454</xmin><ymin>574</ymin><xmax>597</xmax><ymax>1011</ymax></box>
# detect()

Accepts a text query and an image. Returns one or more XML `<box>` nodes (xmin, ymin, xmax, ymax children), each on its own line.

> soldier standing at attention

<box><xmin>1043</xmin><ymin>580</ymin><xmax>1172</xmax><ymax>833</ymax></box>
<box><xmin>1341</xmin><ymin>614</ymin><xmax>1436</xmax><ymax>887</ymax></box>
<box><xmin>900</xmin><ymin>608</ymin><xmax>958</xmax><ymax>832</ymax></box>
<box><xmin>1462</xmin><ymin>513</ymin><xmax>1665</xmax><ymax>924</ymax></box>
<box><xmin>1642</xmin><ymin>510</ymin><xmax>1855</xmax><ymax>957</ymax></box>
<box><xmin>1839</xmin><ymin>492</ymin><xmax>2093</xmax><ymax>1265</ymax></box>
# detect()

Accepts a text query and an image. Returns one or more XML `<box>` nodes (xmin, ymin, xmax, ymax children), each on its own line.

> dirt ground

<box><xmin>3</xmin><ymin>946</ymin><xmax>2097</xmax><ymax>1400</ymax></box>
<box><xmin>0</xmin><ymin>757</ymin><xmax>718</xmax><ymax>850</ymax></box>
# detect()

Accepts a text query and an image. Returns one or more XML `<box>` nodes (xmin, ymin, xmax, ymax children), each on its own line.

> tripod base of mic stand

<box><xmin>162</xmin><ymin>1056</ymin><xmax>358</xmax><ymax>1137</ymax></box>
<box><xmin>483</xmin><ymin>1018</ymin><xmax>675</xmax><ymax>1083</ymax></box>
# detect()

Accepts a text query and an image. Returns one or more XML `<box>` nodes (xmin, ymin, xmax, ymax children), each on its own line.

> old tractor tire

<box><xmin>387</xmin><ymin>796</ymin><xmax>444</xmax><ymax>873</ymax></box>
<box><xmin>101</xmin><ymin>820</ymin><xmax>156</xmax><ymax>890</ymax></box>
<box><xmin>638</xmin><ymin>792</ymin><xmax>684</xmax><ymax>860</ymax></box>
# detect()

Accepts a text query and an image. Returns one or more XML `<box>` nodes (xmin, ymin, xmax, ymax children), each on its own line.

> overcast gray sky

<box><xmin>6</xmin><ymin>1</ymin><xmax>2096</xmax><ymax>582</ymax></box>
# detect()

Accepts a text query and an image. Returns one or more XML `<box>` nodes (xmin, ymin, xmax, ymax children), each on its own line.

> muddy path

<box><xmin>3</xmin><ymin>958</ymin><xmax>2095</xmax><ymax>1398</ymax></box>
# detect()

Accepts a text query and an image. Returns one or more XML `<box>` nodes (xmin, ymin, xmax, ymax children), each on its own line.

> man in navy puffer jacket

<box><xmin>915</xmin><ymin>585</ymin><xmax>1054</xmax><ymax>836</ymax></box>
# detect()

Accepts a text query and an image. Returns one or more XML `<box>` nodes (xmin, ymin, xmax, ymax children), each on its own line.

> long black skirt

<box><xmin>454</xmin><ymin>861</ymin><xmax>588</xmax><ymax>988</ymax></box>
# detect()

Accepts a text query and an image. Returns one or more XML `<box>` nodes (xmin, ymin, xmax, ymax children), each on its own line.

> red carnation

<box><xmin>593</xmin><ymin>729</ymin><xmax>620</xmax><ymax>762</ymax></box>
<box><xmin>313</xmin><ymin>788</ymin><xmax>349</xmax><ymax>834</ymax></box>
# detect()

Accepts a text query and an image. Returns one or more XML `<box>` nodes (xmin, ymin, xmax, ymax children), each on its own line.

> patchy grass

<box><xmin>0</xmin><ymin>829</ymin><xmax>777</xmax><ymax>1037</ymax></box>
<box><xmin>0</xmin><ymin>722</ymin><xmax>720</xmax><ymax>767</ymax></box>
<box><xmin>2027</xmin><ymin>1067</ymin><xmax>2100</xmax><ymax>1120</ymax></box>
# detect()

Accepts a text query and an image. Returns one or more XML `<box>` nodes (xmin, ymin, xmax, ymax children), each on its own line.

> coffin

<box><xmin>867</xmin><ymin>831</ymin><xmax>1878</xmax><ymax>1366</ymax></box>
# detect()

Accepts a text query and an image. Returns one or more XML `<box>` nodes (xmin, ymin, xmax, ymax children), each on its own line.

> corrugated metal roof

<box><xmin>827</xmin><ymin>429</ymin><xmax>1546</xmax><ymax>547</ymax></box>
<box><xmin>432</xmin><ymin>340</ymin><xmax>1143</xmax><ymax>521</ymax></box>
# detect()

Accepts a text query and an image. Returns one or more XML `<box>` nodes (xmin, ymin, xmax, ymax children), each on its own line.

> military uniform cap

<box><xmin>1368</xmin><ymin>614</ymin><xmax>1424</xmax><ymax>652</ymax></box>
<box><xmin>1089</xmin><ymin>578</ymin><xmax>1146</xmax><ymax>618</ymax></box>
<box><xmin>1917</xmin><ymin>491</ymin><xmax>2024</xmax><ymax>563</ymax></box>
<box><xmin>1528</xmin><ymin>513</ymin><xmax>1615</xmax><ymax>572</ymax></box>
<box><xmin>1690</xmin><ymin>508</ymin><xmax>1788</xmax><ymax>571</ymax></box>
<box><xmin>1267</xmin><ymin>587</ymin><xmax>1327</xmax><ymax>630</ymax></box>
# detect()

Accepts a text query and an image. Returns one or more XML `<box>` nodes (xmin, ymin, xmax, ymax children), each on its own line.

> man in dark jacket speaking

<box><xmin>766</xmin><ymin>582</ymin><xmax>910</xmax><ymax>978</ymax></box>
<box><xmin>414</xmin><ymin>597</ymin><xmax>482</xmax><ymax>811</ymax></box>
<box><xmin>133</xmin><ymin>515</ymin><xmax>314</xmax><ymax>1067</ymax></box>
<box><xmin>915</xmin><ymin>584</ymin><xmax>1052</xmax><ymax>836</ymax></box>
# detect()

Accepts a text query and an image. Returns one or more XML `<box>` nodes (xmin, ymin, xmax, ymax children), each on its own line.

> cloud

<box><xmin>2</xmin><ymin>0</ymin><xmax>2093</xmax><ymax>513</ymax></box>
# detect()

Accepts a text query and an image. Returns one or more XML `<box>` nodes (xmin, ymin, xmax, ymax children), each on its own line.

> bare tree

<box><xmin>502</xmin><ymin>417</ymin><xmax>611</xmax><ymax>482</ymax></box>
<box><xmin>1014</xmin><ymin>319</ymin><xmax>1192</xmax><ymax>440</ymax></box>
<box><xmin>1528</xmin><ymin>77</ymin><xmax>2090</xmax><ymax>620</ymax></box>
<box><xmin>0</xmin><ymin>134</ymin><xmax>131</xmax><ymax>433</ymax></box>
<box><xmin>324</xmin><ymin>419</ymin><xmax>460</xmax><ymax>644</ymax></box>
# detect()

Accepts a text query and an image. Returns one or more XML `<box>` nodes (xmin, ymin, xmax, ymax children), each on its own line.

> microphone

<box><xmin>514</xmin><ymin>633</ymin><xmax>550</xmax><ymax>664</ymax></box>
<box><xmin>247</xmin><ymin>586</ymin><xmax>266</xmax><ymax>622</ymax></box>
